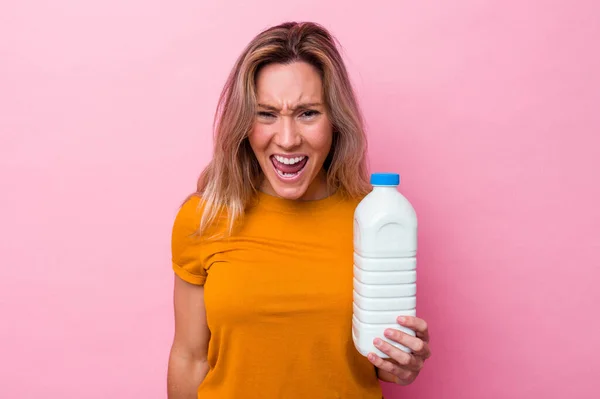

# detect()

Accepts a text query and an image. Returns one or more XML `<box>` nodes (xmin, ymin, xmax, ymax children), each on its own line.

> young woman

<box><xmin>167</xmin><ymin>21</ymin><xmax>431</xmax><ymax>399</ymax></box>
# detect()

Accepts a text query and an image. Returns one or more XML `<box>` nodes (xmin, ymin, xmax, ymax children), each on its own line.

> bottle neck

<box><xmin>372</xmin><ymin>185</ymin><xmax>398</xmax><ymax>191</ymax></box>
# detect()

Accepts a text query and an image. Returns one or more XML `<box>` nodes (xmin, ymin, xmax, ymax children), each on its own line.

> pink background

<box><xmin>1</xmin><ymin>1</ymin><xmax>599</xmax><ymax>398</ymax></box>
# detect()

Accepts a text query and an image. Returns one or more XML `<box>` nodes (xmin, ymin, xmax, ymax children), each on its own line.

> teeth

<box><xmin>275</xmin><ymin>169</ymin><xmax>299</xmax><ymax>178</ymax></box>
<box><xmin>274</xmin><ymin>155</ymin><xmax>305</xmax><ymax>165</ymax></box>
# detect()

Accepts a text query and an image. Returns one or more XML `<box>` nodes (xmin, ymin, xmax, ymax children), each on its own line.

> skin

<box><xmin>167</xmin><ymin>61</ymin><xmax>431</xmax><ymax>398</ymax></box>
<box><xmin>249</xmin><ymin>61</ymin><xmax>333</xmax><ymax>201</ymax></box>
<box><xmin>369</xmin><ymin>316</ymin><xmax>432</xmax><ymax>385</ymax></box>
<box><xmin>167</xmin><ymin>277</ymin><xmax>210</xmax><ymax>399</ymax></box>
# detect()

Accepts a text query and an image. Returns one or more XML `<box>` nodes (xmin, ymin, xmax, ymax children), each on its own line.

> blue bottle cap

<box><xmin>370</xmin><ymin>173</ymin><xmax>400</xmax><ymax>186</ymax></box>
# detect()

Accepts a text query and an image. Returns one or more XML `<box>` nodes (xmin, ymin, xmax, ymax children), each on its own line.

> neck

<box><xmin>301</xmin><ymin>169</ymin><xmax>331</xmax><ymax>200</ymax></box>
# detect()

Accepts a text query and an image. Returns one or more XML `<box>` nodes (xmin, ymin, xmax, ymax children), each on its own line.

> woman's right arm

<box><xmin>167</xmin><ymin>275</ymin><xmax>210</xmax><ymax>399</ymax></box>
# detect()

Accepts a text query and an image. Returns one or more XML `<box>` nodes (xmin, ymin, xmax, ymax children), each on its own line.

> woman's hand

<box><xmin>367</xmin><ymin>316</ymin><xmax>431</xmax><ymax>386</ymax></box>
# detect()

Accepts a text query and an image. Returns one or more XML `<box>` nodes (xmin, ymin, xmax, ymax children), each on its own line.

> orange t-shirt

<box><xmin>171</xmin><ymin>190</ymin><xmax>382</xmax><ymax>398</ymax></box>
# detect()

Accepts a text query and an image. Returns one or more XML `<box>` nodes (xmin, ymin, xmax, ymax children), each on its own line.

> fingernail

<box><xmin>374</xmin><ymin>338</ymin><xmax>382</xmax><ymax>346</ymax></box>
<box><xmin>368</xmin><ymin>353</ymin><xmax>375</xmax><ymax>361</ymax></box>
<box><xmin>384</xmin><ymin>329</ymin><xmax>393</xmax><ymax>337</ymax></box>
<box><xmin>398</xmin><ymin>316</ymin><xmax>406</xmax><ymax>323</ymax></box>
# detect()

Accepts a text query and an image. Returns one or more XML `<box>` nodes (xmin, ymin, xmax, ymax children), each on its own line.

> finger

<box><xmin>397</xmin><ymin>316</ymin><xmax>430</xmax><ymax>342</ymax></box>
<box><xmin>397</xmin><ymin>369</ymin><xmax>419</xmax><ymax>386</ymax></box>
<box><xmin>373</xmin><ymin>338</ymin><xmax>424</xmax><ymax>372</ymax></box>
<box><xmin>384</xmin><ymin>328</ymin><xmax>431</xmax><ymax>359</ymax></box>
<box><xmin>367</xmin><ymin>351</ymin><xmax>415</xmax><ymax>381</ymax></box>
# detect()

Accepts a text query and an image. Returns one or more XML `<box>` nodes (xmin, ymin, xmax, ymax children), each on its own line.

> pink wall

<box><xmin>1</xmin><ymin>1</ymin><xmax>599</xmax><ymax>398</ymax></box>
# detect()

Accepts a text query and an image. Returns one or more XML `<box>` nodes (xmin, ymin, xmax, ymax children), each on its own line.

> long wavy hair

<box><xmin>188</xmin><ymin>21</ymin><xmax>371</xmax><ymax>236</ymax></box>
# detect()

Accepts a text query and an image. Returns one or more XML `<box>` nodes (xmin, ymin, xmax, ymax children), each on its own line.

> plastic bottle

<box><xmin>352</xmin><ymin>173</ymin><xmax>418</xmax><ymax>358</ymax></box>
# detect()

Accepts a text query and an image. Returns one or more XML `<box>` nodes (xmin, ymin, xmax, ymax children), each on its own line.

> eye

<box><xmin>257</xmin><ymin>111</ymin><xmax>276</xmax><ymax>119</ymax></box>
<box><xmin>300</xmin><ymin>110</ymin><xmax>320</xmax><ymax>119</ymax></box>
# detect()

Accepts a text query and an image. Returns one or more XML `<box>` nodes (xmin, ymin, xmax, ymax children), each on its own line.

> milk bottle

<box><xmin>352</xmin><ymin>173</ymin><xmax>418</xmax><ymax>358</ymax></box>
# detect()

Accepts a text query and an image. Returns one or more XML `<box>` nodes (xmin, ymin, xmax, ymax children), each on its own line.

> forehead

<box><xmin>255</xmin><ymin>61</ymin><xmax>323</xmax><ymax>105</ymax></box>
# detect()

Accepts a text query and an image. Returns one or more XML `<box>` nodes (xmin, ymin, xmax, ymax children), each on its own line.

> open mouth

<box><xmin>270</xmin><ymin>155</ymin><xmax>309</xmax><ymax>180</ymax></box>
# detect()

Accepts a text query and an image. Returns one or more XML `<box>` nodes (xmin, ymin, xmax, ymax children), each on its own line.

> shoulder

<box><xmin>172</xmin><ymin>193</ymin><xmax>231</xmax><ymax>242</ymax></box>
<box><xmin>171</xmin><ymin>193</ymin><xmax>205</xmax><ymax>258</ymax></box>
<box><xmin>170</xmin><ymin>194</ymin><xmax>208</xmax><ymax>284</ymax></box>
<box><xmin>171</xmin><ymin>193</ymin><xmax>231</xmax><ymax>284</ymax></box>
<box><xmin>171</xmin><ymin>194</ymin><xmax>210</xmax><ymax>248</ymax></box>
<box><xmin>173</xmin><ymin>194</ymin><xmax>204</xmax><ymax>232</ymax></box>
<box><xmin>338</xmin><ymin>191</ymin><xmax>365</xmax><ymax>210</ymax></box>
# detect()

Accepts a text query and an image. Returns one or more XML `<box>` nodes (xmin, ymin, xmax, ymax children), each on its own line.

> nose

<box><xmin>274</xmin><ymin>116</ymin><xmax>301</xmax><ymax>150</ymax></box>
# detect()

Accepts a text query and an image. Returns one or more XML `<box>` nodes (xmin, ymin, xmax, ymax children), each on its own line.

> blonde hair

<box><xmin>187</xmin><ymin>21</ymin><xmax>371</xmax><ymax>236</ymax></box>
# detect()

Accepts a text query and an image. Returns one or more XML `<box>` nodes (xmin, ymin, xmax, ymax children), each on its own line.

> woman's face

<box><xmin>249</xmin><ymin>61</ymin><xmax>333</xmax><ymax>201</ymax></box>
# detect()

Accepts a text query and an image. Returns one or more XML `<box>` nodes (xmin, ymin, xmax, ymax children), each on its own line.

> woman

<box><xmin>167</xmin><ymin>21</ymin><xmax>431</xmax><ymax>398</ymax></box>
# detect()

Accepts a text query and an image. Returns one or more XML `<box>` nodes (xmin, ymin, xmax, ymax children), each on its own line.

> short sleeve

<box><xmin>171</xmin><ymin>195</ymin><xmax>207</xmax><ymax>285</ymax></box>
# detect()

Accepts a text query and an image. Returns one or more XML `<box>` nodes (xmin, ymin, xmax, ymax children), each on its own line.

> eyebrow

<box><xmin>257</xmin><ymin>102</ymin><xmax>323</xmax><ymax>111</ymax></box>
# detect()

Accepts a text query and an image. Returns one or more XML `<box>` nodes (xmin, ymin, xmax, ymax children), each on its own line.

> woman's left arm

<box><xmin>368</xmin><ymin>316</ymin><xmax>431</xmax><ymax>386</ymax></box>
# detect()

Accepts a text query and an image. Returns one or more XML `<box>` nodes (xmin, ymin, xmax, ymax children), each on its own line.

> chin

<box><xmin>268</xmin><ymin>180</ymin><xmax>309</xmax><ymax>200</ymax></box>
